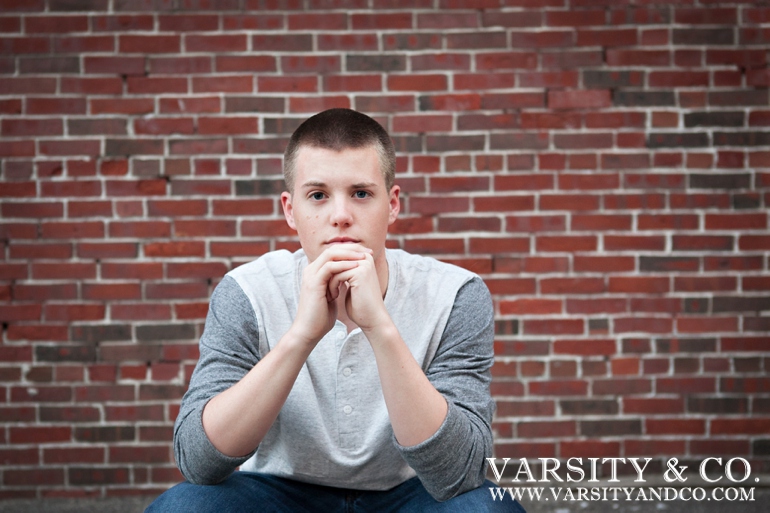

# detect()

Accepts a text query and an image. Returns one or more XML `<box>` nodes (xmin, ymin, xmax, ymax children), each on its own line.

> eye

<box><xmin>310</xmin><ymin>192</ymin><xmax>326</xmax><ymax>201</ymax></box>
<box><xmin>354</xmin><ymin>190</ymin><xmax>370</xmax><ymax>199</ymax></box>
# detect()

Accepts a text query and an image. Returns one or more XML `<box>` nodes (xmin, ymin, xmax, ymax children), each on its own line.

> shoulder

<box><xmin>227</xmin><ymin>249</ymin><xmax>305</xmax><ymax>285</ymax></box>
<box><xmin>386</xmin><ymin>249</ymin><xmax>477</xmax><ymax>282</ymax></box>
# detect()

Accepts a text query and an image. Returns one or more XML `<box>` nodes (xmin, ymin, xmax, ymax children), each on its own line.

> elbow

<box><xmin>173</xmin><ymin>421</ymin><xmax>237</xmax><ymax>486</ymax></box>
<box><xmin>425</xmin><ymin>439</ymin><xmax>490</xmax><ymax>502</ymax></box>
<box><xmin>175</xmin><ymin>443</ymin><xmax>234</xmax><ymax>486</ymax></box>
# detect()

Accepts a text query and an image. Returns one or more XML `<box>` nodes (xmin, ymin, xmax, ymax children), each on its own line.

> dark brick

<box><xmin>225</xmin><ymin>97</ymin><xmax>284</xmax><ymax>113</ymax></box>
<box><xmin>426</xmin><ymin>135</ymin><xmax>485</xmax><ymax>152</ymax></box>
<box><xmin>674</xmin><ymin>357</ymin><xmax>699</xmax><ymax>374</ymax></box>
<box><xmin>233</xmin><ymin>137</ymin><xmax>289</xmax><ymax>154</ymax></box>
<box><xmin>614</xmin><ymin>90</ymin><xmax>675</xmax><ymax>107</ymax></box>
<box><xmin>580</xmin><ymin>419</ymin><xmax>641</xmax><ymax>437</ymax></box>
<box><xmin>135</xmin><ymin>323</ymin><xmax>196</xmax><ymax>342</ymax></box>
<box><xmin>714</xmin><ymin>131</ymin><xmax>770</xmax><ymax>146</ymax></box>
<box><xmin>622</xmin><ymin>338</ymin><xmax>651</xmax><ymax>354</ymax></box>
<box><xmin>100</xmin><ymin>343</ymin><xmax>162</xmax><ymax>362</ymax></box>
<box><xmin>640</xmin><ymin>256</ymin><xmax>699</xmax><ymax>272</ymax></box>
<box><xmin>647</xmin><ymin>132</ymin><xmax>709</xmax><ymax>148</ymax></box>
<box><xmin>68</xmin><ymin>118</ymin><xmax>127</xmax><ymax>136</ymax></box>
<box><xmin>391</xmin><ymin>135</ymin><xmax>422</xmax><ymax>153</ymax></box>
<box><xmin>74</xmin><ymin>426</ymin><xmax>134</xmax><ymax>443</ymax></box>
<box><xmin>684</xmin><ymin>297</ymin><xmax>709</xmax><ymax>314</ymax></box>
<box><xmin>713</xmin><ymin>296</ymin><xmax>770</xmax><ymax>313</ymax></box>
<box><xmin>756</xmin><ymin>399</ymin><xmax>770</xmax><ymax>413</ymax></box>
<box><xmin>754</xmin><ymin>439</ymin><xmax>770</xmax><ymax>456</ymax></box>
<box><xmin>35</xmin><ymin>344</ymin><xmax>96</xmax><ymax>362</ymax></box>
<box><xmin>70</xmin><ymin>324</ymin><xmax>131</xmax><ymax>344</ymax></box>
<box><xmin>673</xmin><ymin>28</ymin><xmax>734</xmax><ymax>45</ymax></box>
<box><xmin>346</xmin><ymin>54</ymin><xmax>405</xmax><ymax>72</ymax></box>
<box><xmin>69</xmin><ymin>467</ymin><xmax>129</xmax><ymax>486</ymax></box>
<box><xmin>690</xmin><ymin>173</ymin><xmax>751</xmax><ymax>189</ymax></box>
<box><xmin>19</xmin><ymin>57</ymin><xmax>79</xmax><ymax>74</ymax></box>
<box><xmin>40</xmin><ymin>406</ymin><xmax>100</xmax><ymax>423</ymax></box>
<box><xmin>140</xmin><ymin>384</ymin><xmax>187</xmax><ymax>401</ymax></box>
<box><xmin>560</xmin><ymin>399</ymin><xmax>618</xmax><ymax>415</ymax></box>
<box><xmin>235</xmin><ymin>179</ymin><xmax>286</xmax><ymax>196</ymax></box>
<box><xmin>688</xmin><ymin>397</ymin><xmax>748</xmax><ymax>415</ymax></box>
<box><xmin>710</xmin><ymin>90</ymin><xmax>768</xmax><ymax>107</ymax></box>
<box><xmin>106</xmin><ymin>138</ymin><xmax>164</xmax><ymax>156</ymax></box>
<box><xmin>722</xmin><ymin>377</ymin><xmax>770</xmax><ymax>393</ymax></box>
<box><xmin>655</xmin><ymin>338</ymin><xmax>717</xmax><ymax>353</ymax></box>
<box><xmin>733</xmin><ymin>193</ymin><xmax>761</xmax><ymax>210</ymax></box>
<box><xmin>583</xmin><ymin>70</ymin><xmax>643</xmax><ymax>89</ymax></box>
<box><xmin>684</xmin><ymin>111</ymin><xmax>744</xmax><ymax>127</ymax></box>
<box><xmin>490</xmin><ymin>132</ymin><xmax>549</xmax><ymax>150</ymax></box>
<box><xmin>588</xmin><ymin>318</ymin><xmax>608</xmax><ymax>332</ymax></box>
<box><xmin>263</xmin><ymin>117</ymin><xmax>305</xmax><ymax>134</ymax></box>
<box><xmin>50</xmin><ymin>0</ymin><xmax>109</xmax><ymax>10</ymax></box>
<box><xmin>736</xmin><ymin>357</ymin><xmax>762</xmax><ymax>373</ymax></box>
<box><xmin>745</xmin><ymin>317</ymin><xmax>770</xmax><ymax>331</ymax></box>
<box><xmin>495</xmin><ymin>319</ymin><xmax>519</xmax><ymax>335</ymax></box>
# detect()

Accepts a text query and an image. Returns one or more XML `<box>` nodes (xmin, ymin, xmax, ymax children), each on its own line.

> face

<box><xmin>281</xmin><ymin>145</ymin><xmax>400</xmax><ymax>264</ymax></box>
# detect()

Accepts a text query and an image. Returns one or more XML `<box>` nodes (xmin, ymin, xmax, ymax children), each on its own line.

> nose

<box><xmin>330</xmin><ymin>197</ymin><xmax>353</xmax><ymax>227</ymax></box>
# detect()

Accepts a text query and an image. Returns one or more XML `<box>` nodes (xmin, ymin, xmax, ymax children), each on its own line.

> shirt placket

<box><xmin>336</xmin><ymin>327</ymin><xmax>361</xmax><ymax>451</ymax></box>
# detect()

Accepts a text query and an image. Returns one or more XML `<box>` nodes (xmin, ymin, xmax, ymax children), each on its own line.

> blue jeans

<box><xmin>146</xmin><ymin>472</ymin><xmax>526</xmax><ymax>512</ymax></box>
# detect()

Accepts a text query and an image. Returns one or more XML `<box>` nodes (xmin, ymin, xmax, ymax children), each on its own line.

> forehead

<box><xmin>294</xmin><ymin>145</ymin><xmax>384</xmax><ymax>186</ymax></box>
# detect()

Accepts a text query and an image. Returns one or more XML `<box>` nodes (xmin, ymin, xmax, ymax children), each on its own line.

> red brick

<box><xmin>84</xmin><ymin>56</ymin><xmax>144</xmax><ymax>75</ymax></box>
<box><xmin>91</xmin><ymin>98</ymin><xmax>154</xmax><ymax>115</ymax></box>
<box><xmin>77</xmin><ymin>242</ymin><xmax>137</xmax><ymax>259</ymax></box>
<box><xmin>529</xmin><ymin>380</ymin><xmax>588</xmax><ymax>396</ymax></box>
<box><xmin>2</xmin><ymin>118</ymin><xmax>63</xmax><ymax>136</ymax></box>
<box><xmin>144</xmin><ymin>241</ymin><xmax>206</xmax><ymax>258</ymax></box>
<box><xmin>82</xmin><ymin>283</ymin><xmax>142</xmax><ymax>301</ymax></box>
<box><xmin>476</xmin><ymin>51</ymin><xmax>538</xmax><ymax>71</ymax></box>
<box><xmin>193</xmin><ymin>76</ymin><xmax>253</xmax><ymax>93</ymax></box>
<box><xmin>647</xmin><ymin>418</ymin><xmax>705</xmax><ymax>435</ymax></box>
<box><xmin>214</xmin><ymin>56</ymin><xmax>276</xmax><ymax>74</ymax></box>
<box><xmin>198</xmin><ymin>116</ymin><xmax>259</xmax><ymax>135</ymax></box>
<box><xmin>9</xmin><ymin>426</ymin><xmax>71</xmax><ymax>444</ymax></box>
<box><xmin>548</xmin><ymin>90</ymin><xmax>611</xmax><ymax>109</ymax></box>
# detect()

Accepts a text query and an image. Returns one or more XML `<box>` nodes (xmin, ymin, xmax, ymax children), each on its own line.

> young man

<box><xmin>147</xmin><ymin>109</ymin><xmax>524</xmax><ymax>512</ymax></box>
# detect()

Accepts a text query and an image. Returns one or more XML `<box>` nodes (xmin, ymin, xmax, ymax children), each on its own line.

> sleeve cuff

<box><xmin>394</xmin><ymin>400</ymin><xmax>472</xmax><ymax>478</ymax></box>
<box><xmin>178</xmin><ymin>405</ymin><xmax>256</xmax><ymax>484</ymax></box>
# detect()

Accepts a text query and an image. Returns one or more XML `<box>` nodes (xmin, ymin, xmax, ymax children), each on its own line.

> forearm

<box><xmin>365</xmin><ymin>322</ymin><xmax>448</xmax><ymax>447</ymax></box>
<box><xmin>201</xmin><ymin>329</ymin><xmax>314</xmax><ymax>458</ymax></box>
<box><xmin>394</xmin><ymin>277</ymin><xmax>496</xmax><ymax>501</ymax></box>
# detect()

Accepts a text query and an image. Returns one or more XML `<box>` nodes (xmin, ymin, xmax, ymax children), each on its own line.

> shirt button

<box><xmin>343</xmin><ymin>405</ymin><xmax>352</xmax><ymax>415</ymax></box>
<box><xmin>342</xmin><ymin>367</ymin><xmax>352</xmax><ymax>377</ymax></box>
<box><xmin>336</xmin><ymin>332</ymin><xmax>346</xmax><ymax>341</ymax></box>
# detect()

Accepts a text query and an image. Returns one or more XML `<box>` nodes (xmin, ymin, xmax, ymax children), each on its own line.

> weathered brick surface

<box><xmin>0</xmin><ymin>0</ymin><xmax>769</xmax><ymax>499</ymax></box>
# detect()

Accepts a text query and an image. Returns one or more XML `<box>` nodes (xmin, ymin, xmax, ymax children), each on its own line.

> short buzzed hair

<box><xmin>283</xmin><ymin>108</ymin><xmax>396</xmax><ymax>194</ymax></box>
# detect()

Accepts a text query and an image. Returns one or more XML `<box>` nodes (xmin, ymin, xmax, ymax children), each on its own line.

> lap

<box><xmin>145</xmin><ymin>472</ymin><xmax>525</xmax><ymax>513</ymax></box>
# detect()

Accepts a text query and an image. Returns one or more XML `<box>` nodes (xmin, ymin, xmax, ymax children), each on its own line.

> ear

<box><xmin>280</xmin><ymin>191</ymin><xmax>297</xmax><ymax>231</ymax></box>
<box><xmin>387</xmin><ymin>185</ymin><xmax>400</xmax><ymax>225</ymax></box>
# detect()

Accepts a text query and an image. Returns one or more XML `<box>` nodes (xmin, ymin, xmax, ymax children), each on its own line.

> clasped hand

<box><xmin>291</xmin><ymin>244</ymin><xmax>388</xmax><ymax>347</ymax></box>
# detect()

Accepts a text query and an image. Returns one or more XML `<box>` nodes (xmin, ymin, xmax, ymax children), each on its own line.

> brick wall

<box><xmin>1</xmin><ymin>0</ymin><xmax>769</xmax><ymax>499</ymax></box>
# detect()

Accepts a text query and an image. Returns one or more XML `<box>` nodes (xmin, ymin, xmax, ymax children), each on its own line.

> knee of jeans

<box><xmin>145</xmin><ymin>482</ymin><xmax>222</xmax><ymax>513</ymax></box>
<box><xmin>442</xmin><ymin>483</ymin><xmax>527</xmax><ymax>513</ymax></box>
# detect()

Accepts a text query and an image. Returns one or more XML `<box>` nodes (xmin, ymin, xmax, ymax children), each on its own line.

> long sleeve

<box><xmin>395</xmin><ymin>277</ymin><xmax>496</xmax><ymax>501</ymax></box>
<box><xmin>173</xmin><ymin>276</ymin><xmax>262</xmax><ymax>485</ymax></box>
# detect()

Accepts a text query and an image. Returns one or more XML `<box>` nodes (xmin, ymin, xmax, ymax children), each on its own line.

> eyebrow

<box><xmin>299</xmin><ymin>181</ymin><xmax>379</xmax><ymax>189</ymax></box>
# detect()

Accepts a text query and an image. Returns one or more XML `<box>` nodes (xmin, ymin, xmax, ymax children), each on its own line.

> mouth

<box><xmin>325</xmin><ymin>237</ymin><xmax>360</xmax><ymax>245</ymax></box>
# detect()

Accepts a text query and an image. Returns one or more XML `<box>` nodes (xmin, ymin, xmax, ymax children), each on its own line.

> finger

<box><xmin>309</xmin><ymin>248</ymin><xmax>368</xmax><ymax>273</ymax></box>
<box><xmin>314</xmin><ymin>260</ymin><xmax>359</xmax><ymax>288</ymax></box>
<box><xmin>328</xmin><ymin>267</ymin><xmax>359</xmax><ymax>295</ymax></box>
<box><xmin>319</xmin><ymin>243</ymin><xmax>373</xmax><ymax>260</ymax></box>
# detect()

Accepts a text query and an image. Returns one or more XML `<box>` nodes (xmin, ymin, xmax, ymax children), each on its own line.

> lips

<box><xmin>326</xmin><ymin>237</ymin><xmax>360</xmax><ymax>244</ymax></box>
